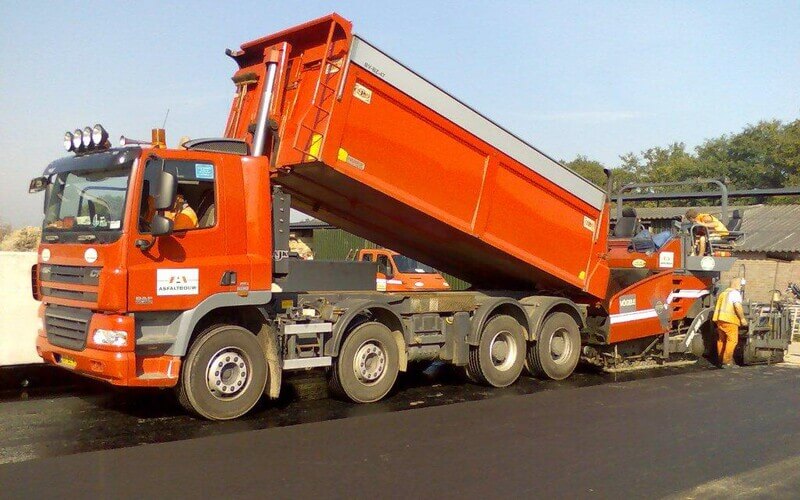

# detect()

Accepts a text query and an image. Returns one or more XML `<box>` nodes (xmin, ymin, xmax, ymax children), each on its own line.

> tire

<box><xmin>176</xmin><ymin>324</ymin><xmax>268</xmax><ymax>420</ymax></box>
<box><xmin>328</xmin><ymin>322</ymin><xmax>400</xmax><ymax>403</ymax></box>
<box><xmin>526</xmin><ymin>312</ymin><xmax>580</xmax><ymax>381</ymax></box>
<box><xmin>466</xmin><ymin>315</ymin><xmax>526</xmax><ymax>388</ymax></box>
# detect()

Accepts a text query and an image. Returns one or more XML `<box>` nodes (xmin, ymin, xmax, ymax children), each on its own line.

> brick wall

<box><xmin>721</xmin><ymin>253</ymin><xmax>800</xmax><ymax>302</ymax></box>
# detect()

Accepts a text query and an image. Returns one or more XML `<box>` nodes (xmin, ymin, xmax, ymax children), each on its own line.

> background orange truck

<box><xmin>355</xmin><ymin>249</ymin><xmax>450</xmax><ymax>291</ymax></box>
<box><xmin>29</xmin><ymin>13</ymin><xmax>733</xmax><ymax>419</ymax></box>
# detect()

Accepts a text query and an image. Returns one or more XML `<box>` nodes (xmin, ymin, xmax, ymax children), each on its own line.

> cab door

<box><xmin>376</xmin><ymin>253</ymin><xmax>403</xmax><ymax>291</ymax></box>
<box><xmin>127</xmin><ymin>151</ymin><xmax>230</xmax><ymax>312</ymax></box>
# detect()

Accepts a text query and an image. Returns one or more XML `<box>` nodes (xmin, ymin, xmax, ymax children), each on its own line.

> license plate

<box><xmin>58</xmin><ymin>355</ymin><xmax>77</xmax><ymax>369</ymax></box>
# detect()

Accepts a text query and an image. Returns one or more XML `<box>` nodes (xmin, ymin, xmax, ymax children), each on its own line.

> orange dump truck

<box><xmin>30</xmin><ymin>14</ymin><xmax>734</xmax><ymax>420</ymax></box>
<box><xmin>355</xmin><ymin>249</ymin><xmax>451</xmax><ymax>292</ymax></box>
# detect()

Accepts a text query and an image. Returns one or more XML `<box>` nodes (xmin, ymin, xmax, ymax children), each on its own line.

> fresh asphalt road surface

<box><xmin>1</xmin><ymin>363</ymin><xmax>799</xmax><ymax>498</ymax></box>
<box><xmin>0</xmin><ymin>362</ymin><xmax>709</xmax><ymax>464</ymax></box>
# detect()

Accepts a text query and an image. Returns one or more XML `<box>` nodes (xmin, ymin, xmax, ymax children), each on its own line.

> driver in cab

<box><xmin>144</xmin><ymin>193</ymin><xmax>198</xmax><ymax>231</ymax></box>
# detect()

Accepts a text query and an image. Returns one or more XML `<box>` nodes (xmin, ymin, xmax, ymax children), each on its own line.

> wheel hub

<box><xmin>549</xmin><ymin>329</ymin><xmax>572</xmax><ymax>364</ymax></box>
<box><xmin>353</xmin><ymin>341</ymin><xmax>386</xmax><ymax>383</ymax></box>
<box><xmin>206</xmin><ymin>347</ymin><xmax>249</xmax><ymax>399</ymax></box>
<box><xmin>489</xmin><ymin>330</ymin><xmax>517</xmax><ymax>371</ymax></box>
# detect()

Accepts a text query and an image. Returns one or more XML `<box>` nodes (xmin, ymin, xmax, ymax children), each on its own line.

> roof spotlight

<box><xmin>82</xmin><ymin>126</ymin><xmax>94</xmax><ymax>148</ymax></box>
<box><xmin>64</xmin><ymin>131</ymin><xmax>74</xmax><ymax>152</ymax></box>
<box><xmin>92</xmin><ymin>124</ymin><xmax>108</xmax><ymax>147</ymax></box>
<box><xmin>72</xmin><ymin>129</ymin><xmax>84</xmax><ymax>151</ymax></box>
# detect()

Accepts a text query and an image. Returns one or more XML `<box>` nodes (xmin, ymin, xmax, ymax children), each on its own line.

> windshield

<box><xmin>393</xmin><ymin>255</ymin><xmax>436</xmax><ymax>274</ymax></box>
<box><xmin>44</xmin><ymin>166</ymin><xmax>130</xmax><ymax>233</ymax></box>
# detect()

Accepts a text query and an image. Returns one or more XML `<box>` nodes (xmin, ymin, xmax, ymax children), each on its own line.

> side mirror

<box><xmin>150</xmin><ymin>214</ymin><xmax>174</xmax><ymax>237</ymax></box>
<box><xmin>29</xmin><ymin>176</ymin><xmax>52</xmax><ymax>214</ymax></box>
<box><xmin>154</xmin><ymin>170</ymin><xmax>177</xmax><ymax>210</ymax></box>
<box><xmin>29</xmin><ymin>176</ymin><xmax>49</xmax><ymax>193</ymax></box>
<box><xmin>384</xmin><ymin>266</ymin><xmax>395</xmax><ymax>280</ymax></box>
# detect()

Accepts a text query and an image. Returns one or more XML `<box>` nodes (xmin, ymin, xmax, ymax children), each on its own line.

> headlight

<box><xmin>72</xmin><ymin>129</ymin><xmax>83</xmax><ymax>150</ymax></box>
<box><xmin>92</xmin><ymin>124</ymin><xmax>108</xmax><ymax>146</ymax></box>
<box><xmin>92</xmin><ymin>329</ymin><xmax>128</xmax><ymax>347</ymax></box>
<box><xmin>64</xmin><ymin>131</ymin><xmax>74</xmax><ymax>151</ymax></box>
<box><xmin>82</xmin><ymin>126</ymin><xmax>93</xmax><ymax>148</ymax></box>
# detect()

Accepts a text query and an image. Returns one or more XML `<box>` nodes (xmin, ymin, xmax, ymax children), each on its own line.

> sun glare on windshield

<box><xmin>44</xmin><ymin>167</ymin><xmax>130</xmax><ymax>232</ymax></box>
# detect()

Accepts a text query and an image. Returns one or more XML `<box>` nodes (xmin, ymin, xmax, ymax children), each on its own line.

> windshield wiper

<box><xmin>77</xmin><ymin>234</ymin><xmax>97</xmax><ymax>242</ymax></box>
<box><xmin>44</xmin><ymin>234</ymin><xmax>59</xmax><ymax>242</ymax></box>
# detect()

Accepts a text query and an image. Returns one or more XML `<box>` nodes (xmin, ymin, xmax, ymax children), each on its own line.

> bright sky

<box><xmin>1</xmin><ymin>1</ymin><xmax>798</xmax><ymax>226</ymax></box>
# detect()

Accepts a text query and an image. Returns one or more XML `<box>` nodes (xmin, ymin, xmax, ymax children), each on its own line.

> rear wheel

<box><xmin>177</xmin><ymin>324</ymin><xmax>267</xmax><ymax>420</ymax></box>
<box><xmin>466</xmin><ymin>315</ymin><xmax>526</xmax><ymax>387</ymax></box>
<box><xmin>526</xmin><ymin>312</ymin><xmax>580</xmax><ymax>380</ymax></box>
<box><xmin>328</xmin><ymin>322</ymin><xmax>400</xmax><ymax>403</ymax></box>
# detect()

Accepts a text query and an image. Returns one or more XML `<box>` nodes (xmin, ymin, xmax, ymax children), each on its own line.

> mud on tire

<box><xmin>466</xmin><ymin>314</ymin><xmax>526</xmax><ymax>388</ymax></box>
<box><xmin>177</xmin><ymin>324</ymin><xmax>268</xmax><ymax>420</ymax></box>
<box><xmin>526</xmin><ymin>312</ymin><xmax>580</xmax><ymax>381</ymax></box>
<box><xmin>328</xmin><ymin>322</ymin><xmax>400</xmax><ymax>403</ymax></box>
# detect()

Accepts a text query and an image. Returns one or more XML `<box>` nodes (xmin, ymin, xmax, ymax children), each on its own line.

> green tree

<box><xmin>562</xmin><ymin>156</ymin><xmax>607</xmax><ymax>188</ymax></box>
<box><xmin>696</xmin><ymin>119</ymin><xmax>800</xmax><ymax>189</ymax></box>
<box><xmin>564</xmin><ymin>117</ymin><xmax>800</xmax><ymax>204</ymax></box>
<box><xmin>562</xmin><ymin>155</ymin><xmax>642</xmax><ymax>194</ymax></box>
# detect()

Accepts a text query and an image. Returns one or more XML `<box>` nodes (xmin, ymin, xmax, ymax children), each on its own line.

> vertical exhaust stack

<box><xmin>251</xmin><ymin>47</ymin><xmax>282</xmax><ymax>157</ymax></box>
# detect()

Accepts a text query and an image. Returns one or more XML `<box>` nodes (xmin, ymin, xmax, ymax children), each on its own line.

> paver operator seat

<box><xmin>613</xmin><ymin>207</ymin><xmax>640</xmax><ymax>238</ymax></box>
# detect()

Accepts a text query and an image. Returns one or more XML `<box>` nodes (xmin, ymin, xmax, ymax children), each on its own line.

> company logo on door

<box><xmin>157</xmin><ymin>268</ymin><xmax>199</xmax><ymax>296</ymax></box>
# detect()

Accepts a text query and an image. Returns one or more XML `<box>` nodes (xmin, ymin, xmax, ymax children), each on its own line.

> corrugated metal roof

<box><xmin>736</xmin><ymin>205</ymin><xmax>800</xmax><ymax>254</ymax></box>
<box><xmin>625</xmin><ymin>206</ymin><xmax>756</xmax><ymax>221</ymax></box>
<box><xmin>291</xmin><ymin>218</ymin><xmax>333</xmax><ymax>230</ymax></box>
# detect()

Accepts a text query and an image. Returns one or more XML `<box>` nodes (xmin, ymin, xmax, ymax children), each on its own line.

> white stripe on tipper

<box><xmin>609</xmin><ymin>290</ymin><xmax>708</xmax><ymax>324</ymax></box>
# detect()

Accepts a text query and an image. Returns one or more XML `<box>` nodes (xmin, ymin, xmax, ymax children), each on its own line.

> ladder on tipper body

<box><xmin>292</xmin><ymin>18</ymin><xmax>351</xmax><ymax>162</ymax></box>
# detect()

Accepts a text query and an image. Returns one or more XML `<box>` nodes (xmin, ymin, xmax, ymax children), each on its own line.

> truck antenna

<box><xmin>161</xmin><ymin>108</ymin><xmax>170</xmax><ymax>129</ymax></box>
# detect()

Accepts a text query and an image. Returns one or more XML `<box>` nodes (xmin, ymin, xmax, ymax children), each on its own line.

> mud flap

<box><xmin>257</xmin><ymin>324</ymin><xmax>282</xmax><ymax>399</ymax></box>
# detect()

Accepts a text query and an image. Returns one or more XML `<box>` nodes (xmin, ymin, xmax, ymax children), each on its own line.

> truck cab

<box><xmin>32</xmin><ymin>136</ymin><xmax>274</xmax><ymax>392</ymax></box>
<box><xmin>355</xmin><ymin>249</ymin><xmax>450</xmax><ymax>291</ymax></box>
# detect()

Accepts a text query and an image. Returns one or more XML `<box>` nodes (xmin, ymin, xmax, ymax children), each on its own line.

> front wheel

<box><xmin>328</xmin><ymin>322</ymin><xmax>400</xmax><ymax>403</ymax></box>
<box><xmin>177</xmin><ymin>324</ymin><xmax>268</xmax><ymax>420</ymax></box>
<box><xmin>526</xmin><ymin>312</ymin><xmax>580</xmax><ymax>380</ymax></box>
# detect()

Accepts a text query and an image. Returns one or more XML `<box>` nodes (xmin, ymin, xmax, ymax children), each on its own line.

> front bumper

<box><xmin>37</xmin><ymin>310</ymin><xmax>181</xmax><ymax>388</ymax></box>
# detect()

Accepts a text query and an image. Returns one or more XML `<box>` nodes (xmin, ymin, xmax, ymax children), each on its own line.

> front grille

<box><xmin>39</xmin><ymin>264</ymin><xmax>100</xmax><ymax>286</ymax></box>
<box><xmin>45</xmin><ymin>305</ymin><xmax>92</xmax><ymax>351</ymax></box>
<box><xmin>40</xmin><ymin>287</ymin><xmax>98</xmax><ymax>302</ymax></box>
<box><xmin>31</xmin><ymin>264</ymin><xmax>41</xmax><ymax>300</ymax></box>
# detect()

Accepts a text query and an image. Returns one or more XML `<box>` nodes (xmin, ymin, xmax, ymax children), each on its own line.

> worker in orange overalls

<box><xmin>712</xmin><ymin>277</ymin><xmax>748</xmax><ymax>368</ymax></box>
<box><xmin>686</xmin><ymin>208</ymin><xmax>729</xmax><ymax>256</ymax></box>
